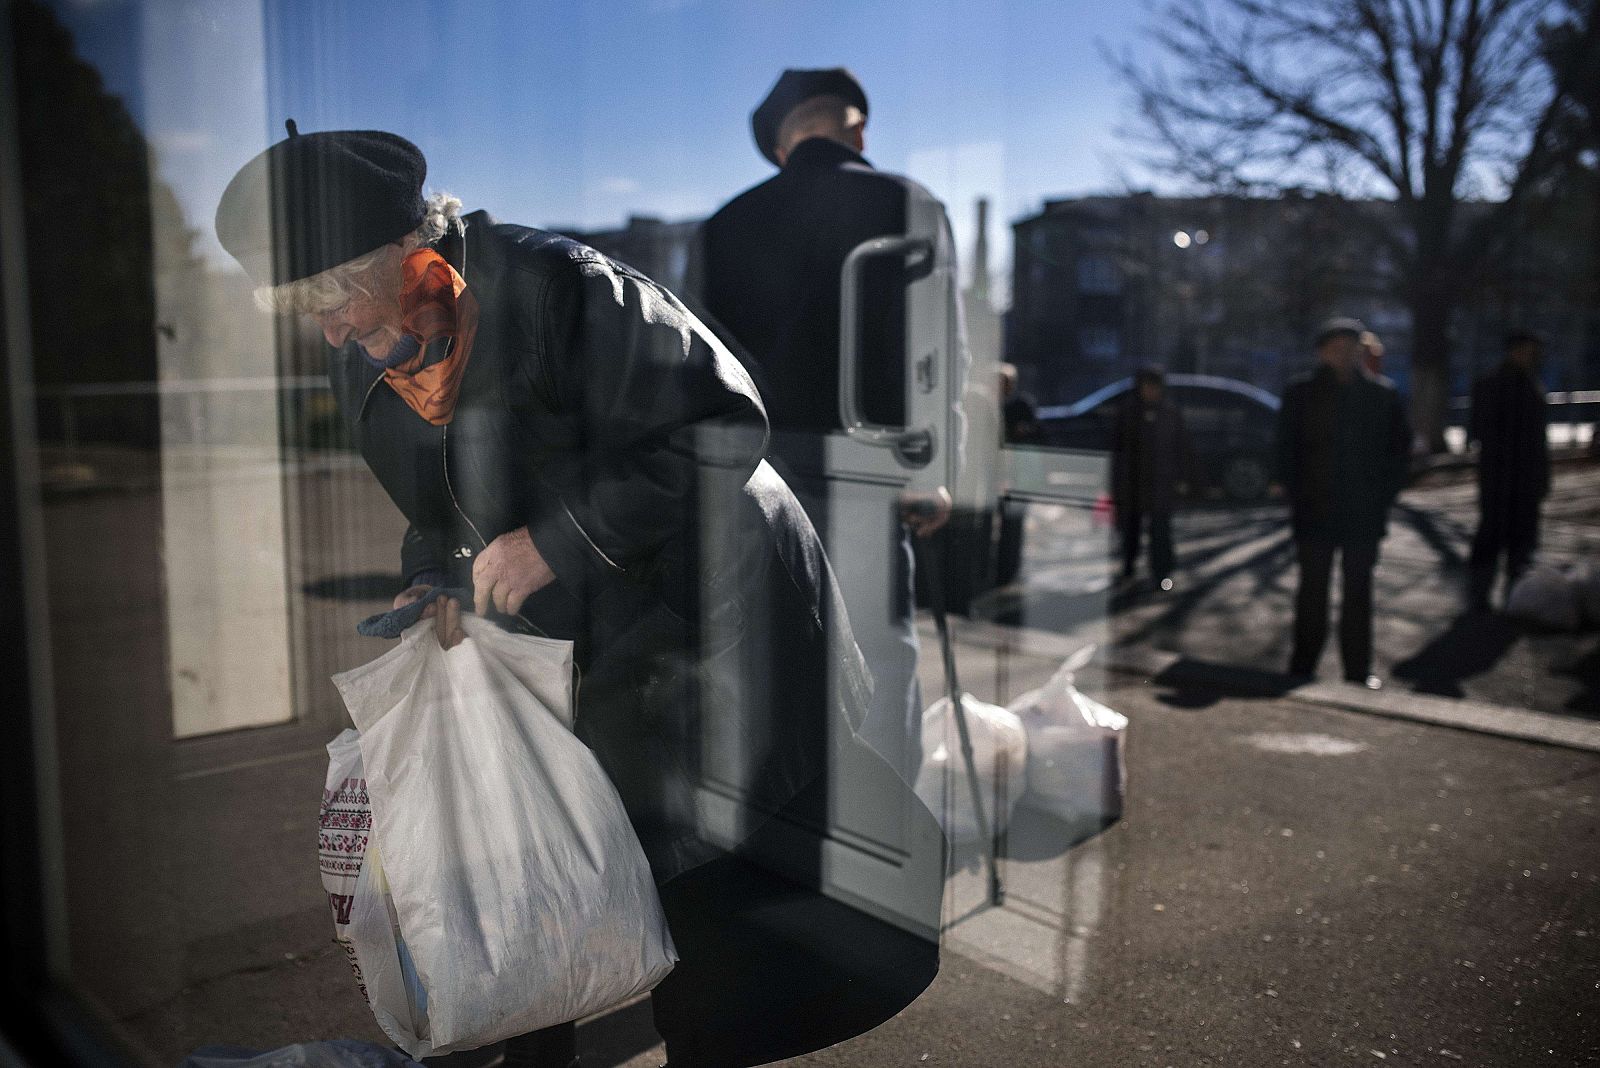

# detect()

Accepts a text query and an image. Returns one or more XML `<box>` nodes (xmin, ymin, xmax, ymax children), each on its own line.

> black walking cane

<box><xmin>924</xmin><ymin>521</ymin><xmax>1005</xmax><ymax>907</ymax></box>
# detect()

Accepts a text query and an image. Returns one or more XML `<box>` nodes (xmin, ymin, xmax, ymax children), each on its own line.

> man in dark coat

<box><xmin>695</xmin><ymin>68</ymin><xmax>955</xmax><ymax>782</ymax></box>
<box><xmin>1111</xmin><ymin>365</ymin><xmax>1188</xmax><ymax>589</ymax></box>
<box><xmin>1277</xmin><ymin>318</ymin><xmax>1411</xmax><ymax>688</ymax></box>
<box><xmin>696</xmin><ymin>68</ymin><xmax>917</xmax><ymax>436</ymax></box>
<box><xmin>1467</xmin><ymin>331</ymin><xmax>1550</xmax><ymax>610</ymax></box>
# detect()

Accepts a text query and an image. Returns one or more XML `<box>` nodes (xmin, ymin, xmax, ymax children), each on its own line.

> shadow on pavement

<box><xmin>999</xmin><ymin>804</ymin><xmax>1119</xmax><ymax>863</ymax></box>
<box><xmin>985</xmin><ymin>587</ymin><xmax>1107</xmax><ymax>631</ymax></box>
<box><xmin>1391</xmin><ymin>609</ymin><xmax>1522</xmax><ymax>698</ymax></box>
<box><xmin>1149</xmin><ymin>656</ymin><xmax>1299</xmax><ymax>711</ymax></box>
<box><xmin>1113</xmin><ymin>530</ymin><xmax>1294</xmax><ymax>650</ymax></box>
<box><xmin>1392</xmin><ymin>501</ymin><xmax>1470</xmax><ymax>570</ymax></box>
<box><xmin>577</xmin><ymin>997</ymin><xmax>663</xmax><ymax>1068</ymax></box>
<box><xmin>417</xmin><ymin>997</ymin><xmax>664</xmax><ymax>1068</ymax></box>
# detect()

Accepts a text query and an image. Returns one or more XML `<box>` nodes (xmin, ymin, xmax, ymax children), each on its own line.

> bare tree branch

<box><xmin>1115</xmin><ymin>0</ymin><xmax>1575</xmax><ymax>449</ymax></box>
<box><xmin>1357</xmin><ymin>0</ymin><xmax>1421</xmax><ymax>199</ymax></box>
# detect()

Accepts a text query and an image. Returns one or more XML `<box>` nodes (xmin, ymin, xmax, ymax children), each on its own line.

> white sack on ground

<box><xmin>914</xmin><ymin>693</ymin><xmax>1027</xmax><ymax>842</ymax></box>
<box><xmin>327</xmin><ymin>615</ymin><xmax>676</xmax><ymax>1059</ymax></box>
<box><xmin>1008</xmin><ymin>645</ymin><xmax>1128</xmax><ymax>827</ymax></box>
<box><xmin>1505</xmin><ymin>565</ymin><xmax>1582</xmax><ymax>631</ymax></box>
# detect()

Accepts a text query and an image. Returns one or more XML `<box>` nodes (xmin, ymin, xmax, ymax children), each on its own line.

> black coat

<box><xmin>1110</xmin><ymin>395</ymin><xmax>1188</xmax><ymax>513</ymax></box>
<box><xmin>328</xmin><ymin>214</ymin><xmax>873</xmax><ymax>874</ymax></box>
<box><xmin>328</xmin><ymin>214</ymin><xmax>938</xmax><ymax>1064</ymax></box>
<box><xmin>1276</xmin><ymin>364</ymin><xmax>1410</xmax><ymax>543</ymax></box>
<box><xmin>695</xmin><ymin>137</ymin><xmax>924</xmax><ymax>432</ymax></box>
<box><xmin>1470</xmin><ymin>362</ymin><xmax>1549</xmax><ymax>502</ymax></box>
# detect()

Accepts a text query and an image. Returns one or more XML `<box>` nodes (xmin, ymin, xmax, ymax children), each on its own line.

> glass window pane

<box><xmin>6</xmin><ymin>2</ymin><xmax>1596</xmax><ymax>1066</ymax></box>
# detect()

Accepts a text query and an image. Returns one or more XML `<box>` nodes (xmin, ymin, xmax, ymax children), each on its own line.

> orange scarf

<box><xmin>384</xmin><ymin>248</ymin><xmax>478</xmax><ymax>425</ymax></box>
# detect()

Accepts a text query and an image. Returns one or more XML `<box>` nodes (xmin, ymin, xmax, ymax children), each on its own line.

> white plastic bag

<box><xmin>325</xmin><ymin>615</ymin><xmax>677</xmax><ymax>1059</ymax></box>
<box><xmin>1008</xmin><ymin>645</ymin><xmax>1128</xmax><ymax>827</ymax></box>
<box><xmin>1505</xmin><ymin>565</ymin><xmax>1581</xmax><ymax>631</ymax></box>
<box><xmin>317</xmin><ymin>731</ymin><xmax>435</xmax><ymax>1048</ymax></box>
<box><xmin>914</xmin><ymin>693</ymin><xmax>1027</xmax><ymax>842</ymax></box>
<box><xmin>319</xmin><ymin>730</ymin><xmax>383</xmax><ymax>1020</ymax></box>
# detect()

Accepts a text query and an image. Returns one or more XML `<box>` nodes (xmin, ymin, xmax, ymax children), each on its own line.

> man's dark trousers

<box><xmin>1118</xmin><ymin>503</ymin><xmax>1174</xmax><ymax>580</ymax></box>
<box><xmin>1290</xmin><ymin>537</ymin><xmax>1378</xmax><ymax>679</ymax></box>
<box><xmin>1465</xmin><ymin>360</ymin><xmax>1548</xmax><ymax>606</ymax></box>
<box><xmin>1468</xmin><ymin>489</ymin><xmax>1541</xmax><ymax>604</ymax></box>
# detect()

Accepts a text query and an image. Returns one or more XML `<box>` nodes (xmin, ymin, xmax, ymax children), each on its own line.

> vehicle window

<box><xmin>1176</xmin><ymin>390</ymin><xmax>1224</xmax><ymax>433</ymax></box>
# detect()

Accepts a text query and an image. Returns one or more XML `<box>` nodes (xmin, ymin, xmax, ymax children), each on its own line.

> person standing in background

<box><xmin>1467</xmin><ymin>331</ymin><xmax>1550</xmax><ymax>611</ymax></box>
<box><xmin>1000</xmin><ymin>362</ymin><xmax>1040</xmax><ymax>446</ymax></box>
<box><xmin>995</xmin><ymin>363</ymin><xmax>1038</xmax><ymax>586</ymax></box>
<box><xmin>1277</xmin><ymin>318</ymin><xmax>1410</xmax><ymax>689</ymax></box>
<box><xmin>1111</xmin><ymin>365</ymin><xmax>1188</xmax><ymax>592</ymax></box>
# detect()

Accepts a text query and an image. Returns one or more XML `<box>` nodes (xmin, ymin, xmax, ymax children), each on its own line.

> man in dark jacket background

<box><xmin>695</xmin><ymin>68</ymin><xmax>955</xmax><ymax>781</ymax></box>
<box><xmin>1277</xmin><ymin>318</ymin><xmax>1411</xmax><ymax>688</ymax></box>
<box><xmin>697</xmin><ymin>68</ymin><xmax>920</xmax><ymax>437</ymax></box>
<box><xmin>1467</xmin><ymin>331</ymin><xmax>1550</xmax><ymax>610</ymax></box>
<box><xmin>1111</xmin><ymin>365</ymin><xmax>1188</xmax><ymax>590</ymax></box>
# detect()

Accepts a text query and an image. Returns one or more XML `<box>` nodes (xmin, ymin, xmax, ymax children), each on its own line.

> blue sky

<box><xmin>53</xmin><ymin>0</ymin><xmax>1167</xmax><ymax>296</ymax></box>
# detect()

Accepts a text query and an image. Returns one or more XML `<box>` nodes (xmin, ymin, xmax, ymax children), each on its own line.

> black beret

<box><xmin>215</xmin><ymin>125</ymin><xmax>426</xmax><ymax>286</ymax></box>
<box><xmin>751</xmin><ymin>67</ymin><xmax>868</xmax><ymax>166</ymax></box>
<box><xmin>1313</xmin><ymin>316</ymin><xmax>1365</xmax><ymax>348</ymax></box>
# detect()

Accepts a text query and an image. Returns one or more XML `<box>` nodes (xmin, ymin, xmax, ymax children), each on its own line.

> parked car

<box><xmin>1035</xmin><ymin>374</ymin><xmax>1282</xmax><ymax>501</ymax></box>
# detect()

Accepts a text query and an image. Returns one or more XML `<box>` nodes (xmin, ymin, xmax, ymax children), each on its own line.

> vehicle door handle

<box><xmin>839</xmin><ymin>235</ymin><xmax>935</xmax><ymax>465</ymax></box>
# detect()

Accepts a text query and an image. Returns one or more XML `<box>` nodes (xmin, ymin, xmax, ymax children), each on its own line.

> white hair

<box><xmin>255</xmin><ymin>191</ymin><xmax>464</xmax><ymax>315</ymax></box>
<box><xmin>776</xmin><ymin>95</ymin><xmax>866</xmax><ymax>159</ymax></box>
<box><xmin>415</xmin><ymin>191</ymin><xmax>464</xmax><ymax>246</ymax></box>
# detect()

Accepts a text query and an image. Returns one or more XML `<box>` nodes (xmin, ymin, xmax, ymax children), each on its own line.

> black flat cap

<box><xmin>751</xmin><ymin>67</ymin><xmax>868</xmax><ymax>166</ymax></box>
<box><xmin>215</xmin><ymin>125</ymin><xmax>426</xmax><ymax>286</ymax></box>
<box><xmin>1313</xmin><ymin>316</ymin><xmax>1365</xmax><ymax>348</ymax></box>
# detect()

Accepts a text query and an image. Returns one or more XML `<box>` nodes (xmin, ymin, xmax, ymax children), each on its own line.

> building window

<box><xmin>1076</xmin><ymin>253</ymin><xmax>1122</xmax><ymax>295</ymax></box>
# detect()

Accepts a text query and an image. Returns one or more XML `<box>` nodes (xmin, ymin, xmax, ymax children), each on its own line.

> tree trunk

<box><xmin>1409</xmin><ymin>293</ymin><xmax>1453</xmax><ymax>454</ymax></box>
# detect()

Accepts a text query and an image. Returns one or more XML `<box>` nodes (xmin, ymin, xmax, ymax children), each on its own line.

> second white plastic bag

<box><xmin>1008</xmin><ymin>645</ymin><xmax>1128</xmax><ymax>827</ymax></box>
<box><xmin>330</xmin><ymin>615</ymin><xmax>677</xmax><ymax>1059</ymax></box>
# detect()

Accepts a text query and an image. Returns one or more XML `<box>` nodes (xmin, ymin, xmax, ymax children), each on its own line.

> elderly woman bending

<box><xmin>216</xmin><ymin>128</ymin><xmax>938</xmax><ymax>1068</ymax></box>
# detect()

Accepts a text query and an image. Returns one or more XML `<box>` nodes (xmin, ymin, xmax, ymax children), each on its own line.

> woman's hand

<box><xmin>392</xmin><ymin>584</ymin><xmax>466</xmax><ymax>649</ymax></box>
<box><xmin>900</xmin><ymin>485</ymin><xmax>953</xmax><ymax>539</ymax></box>
<box><xmin>473</xmin><ymin>526</ymin><xmax>556</xmax><ymax>617</ymax></box>
<box><xmin>432</xmin><ymin>595</ymin><xmax>466</xmax><ymax>650</ymax></box>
